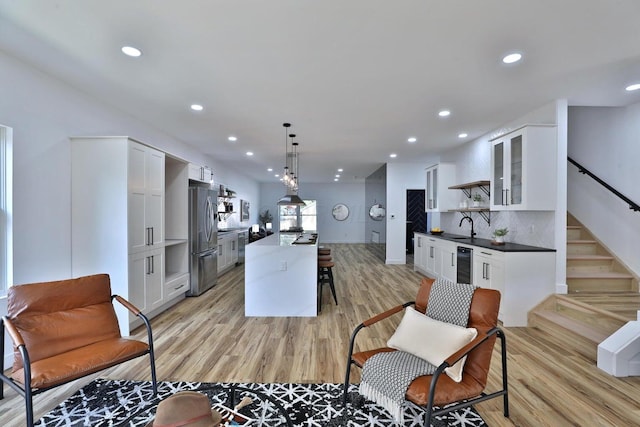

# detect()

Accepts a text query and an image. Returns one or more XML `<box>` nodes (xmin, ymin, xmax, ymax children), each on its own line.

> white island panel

<box><xmin>245</xmin><ymin>233</ymin><xmax>318</xmax><ymax>317</ymax></box>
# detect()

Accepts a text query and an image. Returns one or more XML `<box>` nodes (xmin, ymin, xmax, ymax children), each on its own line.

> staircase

<box><xmin>529</xmin><ymin>214</ymin><xmax>640</xmax><ymax>361</ymax></box>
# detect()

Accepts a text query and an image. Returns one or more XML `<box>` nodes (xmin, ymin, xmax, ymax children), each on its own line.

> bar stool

<box><xmin>318</xmin><ymin>258</ymin><xmax>337</xmax><ymax>312</ymax></box>
<box><xmin>318</xmin><ymin>248</ymin><xmax>331</xmax><ymax>256</ymax></box>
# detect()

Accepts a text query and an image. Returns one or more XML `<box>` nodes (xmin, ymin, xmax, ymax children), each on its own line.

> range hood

<box><xmin>277</xmin><ymin>192</ymin><xmax>306</xmax><ymax>206</ymax></box>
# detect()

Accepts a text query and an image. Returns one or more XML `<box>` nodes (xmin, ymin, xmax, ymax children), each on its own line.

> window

<box><xmin>279</xmin><ymin>200</ymin><xmax>317</xmax><ymax>232</ymax></box>
<box><xmin>0</xmin><ymin>124</ymin><xmax>13</xmax><ymax>296</ymax></box>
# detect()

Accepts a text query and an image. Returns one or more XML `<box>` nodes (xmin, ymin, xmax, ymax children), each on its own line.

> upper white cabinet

<box><xmin>128</xmin><ymin>143</ymin><xmax>165</xmax><ymax>253</ymax></box>
<box><xmin>188</xmin><ymin>163</ymin><xmax>213</xmax><ymax>184</ymax></box>
<box><xmin>425</xmin><ymin>163</ymin><xmax>456</xmax><ymax>212</ymax></box>
<box><xmin>490</xmin><ymin>125</ymin><xmax>557</xmax><ymax>211</ymax></box>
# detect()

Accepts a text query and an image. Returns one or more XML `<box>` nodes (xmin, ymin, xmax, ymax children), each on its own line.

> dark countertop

<box><xmin>416</xmin><ymin>232</ymin><xmax>556</xmax><ymax>253</ymax></box>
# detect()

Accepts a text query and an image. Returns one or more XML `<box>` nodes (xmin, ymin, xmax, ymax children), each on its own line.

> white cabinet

<box><xmin>413</xmin><ymin>234</ymin><xmax>455</xmax><ymax>281</ymax></box>
<box><xmin>471</xmin><ymin>248</ymin><xmax>555</xmax><ymax>327</ymax></box>
<box><xmin>490</xmin><ymin>125</ymin><xmax>556</xmax><ymax>211</ymax></box>
<box><xmin>472</xmin><ymin>248</ymin><xmax>505</xmax><ymax>309</ymax></box>
<box><xmin>188</xmin><ymin>163</ymin><xmax>213</xmax><ymax>183</ymax></box>
<box><xmin>128</xmin><ymin>143</ymin><xmax>165</xmax><ymax>253</ymax></box>
<box><xmin>413</xmin><ymin>233</ymin><xmax>430</xmax><ymax>275</ymax></box>
<box><xmin>425</xmin><ymin>163</ymin><xmax>456</xmax><ymax>212</ymax></box>
<box><xmin>71</xmin><ymin>136</ymin><xmax>188</xmax><ymax>335</ymax></box>
<box><xmin>217</xmin><ymin>233</ymin><xmax>239</xmax><ymax>274</ymax></box>
<box><xmin>425</xmin><ymin>237</ymin><xmax>437</xmax><ymax>276</ymax></box>
<box><xmin>438</xmin><ymin>240</ymin><xmax>457</xmax><ymax>283</ymax></box>
<box><xmin>128</xmin><ymin>248</ymin><xmax>164</xmax><ymax>322</ymax></box>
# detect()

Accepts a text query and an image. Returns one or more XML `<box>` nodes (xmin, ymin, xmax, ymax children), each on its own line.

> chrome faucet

<box><xmin>459</xmin><ymin>216</ymin><xmax>476</xmax><ymax>239</ymax></box>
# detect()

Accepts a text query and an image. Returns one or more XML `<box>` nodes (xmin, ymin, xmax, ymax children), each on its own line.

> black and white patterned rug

<box><xmin>37</xmin><ymin>378</ymin><xmax>487</xmax><ymax>426</ymax></box>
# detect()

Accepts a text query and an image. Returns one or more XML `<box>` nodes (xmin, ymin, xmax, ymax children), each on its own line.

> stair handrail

<box><xmin>568</xmin><ymin>157</ymin><xmax>640</xmax><ymax>212</ymax></box>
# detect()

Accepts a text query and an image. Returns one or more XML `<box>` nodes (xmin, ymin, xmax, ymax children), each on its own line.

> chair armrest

<box><xmin>112</xmin><ymin>295</ymin><xmax>142</xmax><ymax>316</ymax></box>
<box><xmin>443</xmin><ymin>327</ymin><xmax>499</xmax><ymax>367</ymax></box>
<box><xmin>2</xmin><ymin>316</ymin><xmax>25</xmax><ymax>347</ymax></box>
<box><xmin>362</xmin><ymin>301</ymin><xmax>413</xmax><ymax>327</ymax></box>
<box><xmin>346</xmin><ymin>301</ymin><xmax>413</xmax><ymax>363</ymax></box>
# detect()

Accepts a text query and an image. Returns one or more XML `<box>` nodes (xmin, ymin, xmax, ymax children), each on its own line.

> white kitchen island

<box><xmin>245</xmin><ymin>232</ymin><xmax>318</xmax><ymax>317</ymax></box>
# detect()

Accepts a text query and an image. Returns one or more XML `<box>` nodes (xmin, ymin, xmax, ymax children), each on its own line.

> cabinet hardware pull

<box><xmin>481</xmin><ymin>251</ymin><xmax>492</xmax><ymax>256</ymax></box>
<box><xmin>506</xmin><ymin>189</ymin><xmax>510</xmax><ymax>205</ymax></box>
<box><xmin>451</xmin><ymin>253</ymin><xmax>454</xmax><ymax>266</ymax></box>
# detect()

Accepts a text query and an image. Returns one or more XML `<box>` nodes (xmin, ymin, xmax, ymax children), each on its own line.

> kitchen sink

<box><xmin>452</xmin><ymin>237</ymin><xmax>471</xmax><ymax>240</ymax></box>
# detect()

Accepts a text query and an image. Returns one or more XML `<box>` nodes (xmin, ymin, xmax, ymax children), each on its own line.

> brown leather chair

<box><xmin>0</xmin><ymin>274</ymin><xmax>158</xmax><ymax>427</ymax></box>
<box><xmin>343</xmin><ymin>277</ymin><xmax>508</xmax><ymax>425</ymax></box>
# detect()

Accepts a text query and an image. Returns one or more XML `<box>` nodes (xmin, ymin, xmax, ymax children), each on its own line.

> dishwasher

<box><xmin>457</xmin><ymin>246</ymin><xmax>473</xmax><ymax>284</ymax></box>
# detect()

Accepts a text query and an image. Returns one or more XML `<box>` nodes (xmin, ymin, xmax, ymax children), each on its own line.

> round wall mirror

<box><xmin>332</xmin><ymin>203</ymin><xmax>349</xmax><ymax>221</ymax></box>
<box><xmin>369</xmin><ymin>203</ymin><xmax>386</xmax><ymax>220</ymax></box>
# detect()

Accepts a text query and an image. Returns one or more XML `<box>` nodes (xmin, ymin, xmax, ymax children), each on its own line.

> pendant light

<box><xmin>278</xmin><ymin>122</ymin><xmax>305</xmax><ymax>206</ymax></box>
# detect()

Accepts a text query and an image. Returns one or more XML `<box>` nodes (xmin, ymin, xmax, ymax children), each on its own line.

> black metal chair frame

<box><xmin>0</xmin><ymin>295</ymin><xmax>158</xmax><ymax>427</ymax></box>
<box><xmin>317</xmin><ymin>264</ymin><xmax>338</xmax><ymax>312</ymax></box>
<box><xmin>342</xmin><ymin>300</ymin><xmax>509</xmax><ymax>426</ymax></box>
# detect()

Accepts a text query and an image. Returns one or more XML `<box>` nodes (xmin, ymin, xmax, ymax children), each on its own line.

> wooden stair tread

<box><xmin>566</xmin><ymin>271</ymin><xmax>634</xmax><ymax>279</ymax></box>
<box><xmin>532</xmin><ymin>309</ymin><xmax>609</xmax><ymax>343</ymax></box>
<box><xmin>567</xmin><ymin>239</ymin><xmax>597</xmax><ymax>244</ymax></box>
<box><xmin>567</xmin><ymin>254</ymin><xmax>613</xmax><ymax>260</ymax></box>
<box><xmin>566</xmin><ymin>225</ymin><xmax>582</xmax><ymax>229</ymax></box>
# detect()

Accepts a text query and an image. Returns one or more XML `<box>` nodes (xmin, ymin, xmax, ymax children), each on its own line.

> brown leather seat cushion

<box><xmin>352</xmin><ymin>277</ymin><xmax>499</xmax><ymax>406</ymax></box>
<box><xmin>11</xmin><ymin>338</ymin><xmax>149</xmax><ymax>389</ymax></box>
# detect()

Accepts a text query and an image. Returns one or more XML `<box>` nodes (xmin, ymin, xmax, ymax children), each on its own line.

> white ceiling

<box><xmin>1</xmin><ymin>0</ymin><xmax>640</xmax><ymax>183</ymax></box>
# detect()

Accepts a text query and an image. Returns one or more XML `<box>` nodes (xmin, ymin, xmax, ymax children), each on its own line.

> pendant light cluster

<box><xmin>278</xmin><ymin>122</ymin><xmax>305</xmax><ymax>206</ymax></box>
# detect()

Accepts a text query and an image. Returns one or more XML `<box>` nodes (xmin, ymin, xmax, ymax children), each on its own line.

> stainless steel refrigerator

<box><xmin>187</xmin><ymin>185</ymin><xmax>218</xmax><ymax>296</ymax></box>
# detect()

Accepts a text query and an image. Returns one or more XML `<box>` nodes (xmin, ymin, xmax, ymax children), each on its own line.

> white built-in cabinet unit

<box><xmin>490</xmin><ymin>124</ymin><xmax>557</xmax><ymax>211</ymax></box>
<box><xmin>413</xmin><ymin>233</ymin><xmax>456</xmax><ymax>283</ymax></box>
<box><xmin>425</xmin><ymin>163</ymin><xmax>456</xmax><ymax>212</ymax></box>
<box><xmin>188</xmin><ymin>163</ymin><xmax>213</xmax><ymax>183</ymax></box>
<box><xmin>413</xmin><ymin>233</ymin><xmax>555</xmax><ymax>327</ymax></box>
<box><xmin>71</xmin><ymin>136</ymin><xmax>190</xmax><ymax>335</ymax></box>
<box><xmin>217</xmin><ymin>233</ymin><xmax>239</xmax><ymax>274</ymax></box>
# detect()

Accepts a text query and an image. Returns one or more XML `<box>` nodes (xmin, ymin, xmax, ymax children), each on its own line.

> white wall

<box><xmin>568</xmin><ymin>103</ymin><xmax>640</xmax><ymax>277</ymax></box>
<box><xmin>0</xmin><ymin>51</ymin><xmax>259</xmax><ymax>287</ymax></box>
<box><xmin>385</xmin><ymin>162</ymin><xmax>430</xmax><ymax>264</ymax></box>
<box><xmin>258</xmin><ymin>182</ymin><xmax>366</xmax><ymax>243</ymax></box>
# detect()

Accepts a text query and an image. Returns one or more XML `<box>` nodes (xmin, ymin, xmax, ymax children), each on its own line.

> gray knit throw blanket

<box><xmin>359</xmin><ymin>279</ymin><xmax>477</xmax><ymax>424</ymax></box>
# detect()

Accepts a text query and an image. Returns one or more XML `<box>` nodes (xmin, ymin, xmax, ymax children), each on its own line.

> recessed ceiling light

<box><xmin>458</xmin><ymin>133</ymin><xmax>468</xmax><ymax>138</ymax></box>
<box><xmin>246</xmin><ymin>151</ymin><xmax>253</xmax><ymax>156</ymax></box>
<box><xmin>390</xmin><ymin>153</ymin><xmax>397</xmax><ymax>158</ymax></box>
<box><xmin>228</xmin><ymin>136</ymin><xmax>237</xmax><ymax>142</ymax></box>
<box><xmin>625</xmin><ymin>83</ymin><xmax>640</xmax><ymax>91</ymax></box>
<box><xmin>337</xmin><ymin>168</ymin><xmax>343</xmax><ymax>172</ymax></box>
<box><xmin>408</xmin><ymin>137</ymin><xmax>417</xmax><ymax>143</ymax></box>
<box><xmin>438</xmin><ymin>110</ymin><xmax>451</xmax><ymax>117</ymax></box>
<box><xmin>335</xmin><ymin>174</ymin><xmax>341</xmax><ymax>178</ymax></box>
<box><xmin>334</xmin><ymin>178</ymin><xmax>339</xmax><ymax>182</ymax></box>
<box><xmin>190</xmin><ymin>104</ymin><xmax>204</xmax><ymax>111</ymax></box>
<box><xmin>502</xmin><ymin>52</ymin><xmax>522</xmax><ymax>64</ymax></box>
<box><xmin>267</xmin><ymin>168</ymin><xmax>273</xmax><ymax>172</ymax></box>
<box><xmin>275</xmin><ymin>174</ymin><xmax>280</xmax><ymax>177</ymax></box>
<box><xmin>121</xmin><ymin>46</ymin><xmax>142</xmax><ymax>57</ymax></box>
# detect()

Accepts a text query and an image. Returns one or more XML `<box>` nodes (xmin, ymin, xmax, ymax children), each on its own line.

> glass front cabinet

<box><xmin>490</xmin><ymin>124</ymin><xmax>557</xmax><ymax>211</ymax></box>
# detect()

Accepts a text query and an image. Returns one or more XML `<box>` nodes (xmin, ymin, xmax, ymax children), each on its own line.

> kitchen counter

<box><xmin>413</xmin><ymin>231</ymin><xmax>556</xmax><ymax>327</ymax></box>
<box><xmin>416</xmin><ymin>232</ymin><xmax>555</xmax><ymax>252</ymax></box>
<box><xmin>244</xmin><ymin>232</ymin><xmax>318</xmax><ymax>317</ymax></box>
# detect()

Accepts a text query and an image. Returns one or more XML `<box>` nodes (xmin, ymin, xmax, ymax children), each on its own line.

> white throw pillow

<box><xmin>387</xmin><ymin>306</ymin><xmax>477</xmax><ymax>382</ymax></box>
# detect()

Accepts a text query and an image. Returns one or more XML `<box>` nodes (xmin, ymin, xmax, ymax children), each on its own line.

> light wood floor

<box><xmin>2</xmin><ymin>243</ymin><xmax>640</xmax><ymax>426</ymax></box>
